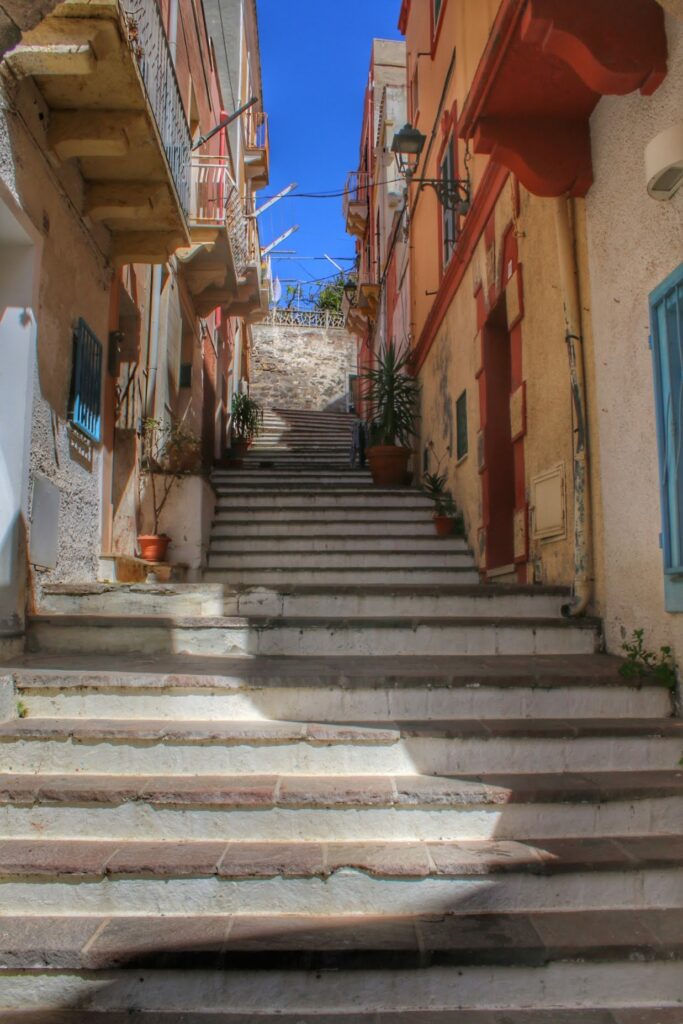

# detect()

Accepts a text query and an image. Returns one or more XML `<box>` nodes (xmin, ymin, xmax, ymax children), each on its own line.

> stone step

<box><xmin>203</xmin><ymin>567</ymin><xmax>481</xmax><ymax>584</ymax></box>
<box><xmin>208</xmin><ymin>536</ymin><xmax>469</xmax><ymax>554</ymax></box>
<box><xmin>211</xmin><ymin>518</ymin><xmax>441</xmax><ymax>535</ymax></box>
<box><xmin>0</xmin><ymin>834</ymin><xmax>679</xmax><ymax>916</ymax></box>
<box><xmin>27</xmin><ymin>614</ymin><xmax>600</xmax><ymax>657</ymax></box>
<box><xmin>1</xmin><ymin>966</ymin><xmax>681</xmax><ymax>1020</ymax></box>
<box><xmin>40</xmin><ymin>583</ymin><xmax>567</xmax><ymax>619</ymax></box>
<box><xmin>206</xmin><ymin>550</ymin><xmax>473</xmax><ymax>570</ymax></box>
<box><xmin>213</xmin><ymin>491</ymin><xmax>432</xmax><ymax>508</ymax></box>
<box><xmin>10</xmin><ymin>654</ymin><xmax>670</xmax><ymax>722</ymax></box>
<box><xmin>1</xmin><ymin>907</ymin><xmax>682</xmax><ymax>972</ymax></box>
<box><xmin>213</xmin><ymin>477</ymin><xmax>376</xmax><ymax>490</ymax></box>
<box><xmin>0</xmin><ymin>717</ymin><xmax>679</xmax><ymax>775</ymax></box>
<box><xmin>213</xmin><ymin>508</ymin><xmax>436</xmax><ymax>523</ymax></box>
<box><xmin>2</xmin><ymin>770</ymin><xmax>679</xmax><ymax>842</ymax></box>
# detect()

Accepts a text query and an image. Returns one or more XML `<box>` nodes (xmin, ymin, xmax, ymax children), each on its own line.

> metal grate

<box><xmin>264</xmin><ymin>309</ymin><xmax>346</xmax><ymax>329</ymax></box>
<box><xmin>69</xmin><ymin>319</ymin><xmax>103</xmax><ymax>443</ymax></box>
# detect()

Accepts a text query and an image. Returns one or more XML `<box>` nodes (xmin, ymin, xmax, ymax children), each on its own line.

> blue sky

<box><xmin>256</xmin><ymin>0</ymin><xmax>403</xmax><ymax>304</ymax></box>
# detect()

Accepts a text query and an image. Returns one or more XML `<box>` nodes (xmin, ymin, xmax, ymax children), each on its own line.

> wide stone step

<box><xmin>10</xmin><ymin>654</ymin><xmax>670</xmax><ymax>722</ymax></box>
<box><xmin>213</xmin><ymin>491</ymin><xmax>432</xmax><ymax>508</ymax></box>
<box><xmin>210</xmin><ymin>518</ymin><xmax>441</xmax><ymax>536</ymax></box>
<box><xmin>2</xmin><ymin>966</ymin><xmax>681</xmax><ymax>1020</ymax></box>
<box><xmin>213</xmin><ymin>508</ymin><xmax>436</xmax><ymax>523</ymax></box>
<box><xmin>208</xmin><ymin>536</ymin><xmax>470</xmax><ymax>554</ymax></box>
<box><xmin>0</xmin><ymin>717</ymin><xmax>679</xmax><ymax>775</ymax></box>
<box><xmin>206</xmin><ymin>550</ymin><xmax>473</xmax><ymax>570</ymax></box>
<box><xmin>1</xmin><ymin>906</ymin><xmax>682</xmax><ymax>971</ymax></box>
<box><xmin>203</xmin><ymin>567</ymin><xmax>481</xmax><ymax>584</ymax></box>
<box><xmin>0</xmin><ymin>834</ymin><xmax>679</xmax><ymax>915</ymax></box>
<box><xmin>27</xmin><ymin>614</ymin><xmax>599</xmax><ymax>657</ymax></box>
<box><xmin>1</xmin><ymin>770</ymin><xmax>680</xmax><ymax>842</ymax></box>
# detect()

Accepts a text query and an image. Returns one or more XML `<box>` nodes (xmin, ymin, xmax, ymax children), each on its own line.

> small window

<box><xmin>433</xmin><ymin>0</ymin><xmax>444</xmax><ymax>34</ymax></box>
<box><xmin>441</xmin><ymin>135</ymin><xmax>457</xmax><ymax>267</ymax></box>
<box><xmin>411</xmin><ymin>66</ymin><xmax>419</xmax><ymax>122</ymax></box>
<box><xmin>69</xmin><ymin>318</ymin><xmax>103</xmax><ymax>443</ymax></box>
<box><xmin>456</xmin><ymin>389</ymin><xmax>468</xmax><ymax>461</ymax></box>
<box><xmin>179</xmin><ymin>363</ymin><xmax>193</xmax><ymax>388</ymax></box>
<box><xmin>650</xmin><ymin>262</ymin><xmax>683</xmax><ymax>611</ymax></box>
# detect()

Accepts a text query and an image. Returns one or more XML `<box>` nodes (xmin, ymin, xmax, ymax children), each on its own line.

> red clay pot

<box><xmin>366</xmin><ymin>445</ymin><xmax>411</xmax><ymax>487</ymax></box>
<box><xmin>231</xmin><ymin>439</ymin><xmax>249</xmax><ymax>460</ymax></box>
<box><xmin>138</xmin><ymin>534</ymin><xmax>171</xmax><ymax>562</ymax></box>
<box><xmin>433</xmin><ymin>515</ymin><xmax>455</xmax><ymax>537</ymax></box>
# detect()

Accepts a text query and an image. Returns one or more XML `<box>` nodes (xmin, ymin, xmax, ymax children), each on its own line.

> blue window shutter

<box><xmin>649</xmin><ymin>263</ymin><xmax>683</xmax><ymax>611</ymax></box>
<box><xmin>69</xmin><ymin>318</ymin><xmax>103</xmax><ymax>443</ymax></box>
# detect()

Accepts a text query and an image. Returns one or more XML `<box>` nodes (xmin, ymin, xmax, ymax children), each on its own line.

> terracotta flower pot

<box><xmin>231</xmin><ymin>439</ymin><xmax>250</xmax><ymax>460</ymax></box>
<box><xmin>366</xmin><ymin>445</ymin><xmax>411</xmax><ymax>487</ymax></box>
<box><xmin>138</xmin><ymin>534</ymin><xmax>171</xmax><ymax>562</ymax></box>
<box><xmin>433</xmin><ymin>515</ymin><xmax>455</xmax><ymax>537</ymax></box>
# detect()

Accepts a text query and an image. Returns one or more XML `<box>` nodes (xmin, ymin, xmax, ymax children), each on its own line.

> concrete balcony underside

<box><xmin>177</xmin><ymin>227</ymin><xmax>268</xmax><ymax>322</ymax></box>
<box><xmin>7</xmin><ymin>0</ymin><xmax>192</xmax><ymax>263</ymax></box>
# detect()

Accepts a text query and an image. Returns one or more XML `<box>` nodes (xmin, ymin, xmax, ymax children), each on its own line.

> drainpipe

<box><xmin>553</xmin><ymin>196</ymin><xmax>592</xmax><ymax>617</ymax></box>
<box><xmin>144</xmin><ymin>264</ymin><xmax>163</xmax><ymax>419</ymax></box>
<box><xmin>168</xmin><ymin>0</ymin><xmax>179</xmax><ymax>64</ymax></box>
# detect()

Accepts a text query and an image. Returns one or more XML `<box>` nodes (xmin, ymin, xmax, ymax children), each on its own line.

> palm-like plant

<box><xmin>361</xmin><ymin>343</ymin><xmax>419</xmax><ymax>447</ymax></box>
<box><xmin>231</xmin><ymin>392</ymin><xmax>263</xmax><ymax>443</ymax></box>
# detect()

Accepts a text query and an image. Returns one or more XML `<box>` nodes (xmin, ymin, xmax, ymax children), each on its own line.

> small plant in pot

<box><xmin>361</xmin><ymin>342</ymin><xmax>420</xmax><ymax>487</ymax></box>
<box><xmin>137</xmin><ymin>416</ymin><xmax>200</xmax><ymax>562</ymax></box>
<box><xmin>423</xmin><ymin>471</ymin><xmax>464</xmax><ymax>537</ymax></box>
<box><xmin>231</xmin><ymin>392</ymin><xmax>263</xmax><ymax>463</ymax></box>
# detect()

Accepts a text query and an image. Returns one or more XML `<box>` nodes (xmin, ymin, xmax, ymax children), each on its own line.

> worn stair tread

<box><xmin>41</xmin><ymin>583</ymin><xmax>567</xmax><ymax>598</ymax></box>
<box><xmin>2</xmin><ymin>652</ymin><xmax>655</xmax><ymax>688</ymax></box>
<box><xmin>0</xmin><ymin>717</ymin><xmax>680</xmax><ymax>744</ymax></box>
<box><xmin>1</xmin><ymin>908</ymin><xmax>683</xmax><ymax>970</ymax></box>
<box><xmin>6</xmin><ymin>1011</ymin><xmax>683</xmax><ymax>1024</ymax></box>
<box><xmin>1</xmin><ymin>771</ymin><xmax>681</xmax><ymax>807</ymax></box>
<box><xmin>27</xmin><ymin>613</ymin><xmax>601</xmax><ymax>630</ymax></box>
<box><xmin>0</xmin><ymin>836</ymin><xmax>681</xmax><ymax>880</ymax></box>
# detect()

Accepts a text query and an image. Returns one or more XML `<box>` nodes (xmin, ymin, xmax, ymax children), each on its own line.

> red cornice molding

<box><xmin>460</xmin><ymin>0</ymin><xmax>525</xmax><ymax>140</ymax></box>
<box><xmin>410</xmin><ymin>161</ymin><xmax>509</xmax><ymax>375</ymax></box>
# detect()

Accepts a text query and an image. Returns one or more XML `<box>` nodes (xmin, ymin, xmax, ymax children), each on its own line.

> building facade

<box><xmin>0</xmin><ymin>0</ymin><xmax>270</xmax><ymax>646</ymax></box>
<box><xmin>345</xmin><ymin>0</ymin><xmax>683</xmax><ymax>657</ymax></box>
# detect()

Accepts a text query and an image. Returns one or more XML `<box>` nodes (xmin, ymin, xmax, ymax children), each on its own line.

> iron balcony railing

<box><xmin>265</xmin><ymin>308</ymin><xmax>346</xmax><ymax>330</ymax></box>
<box><xmin>190</xmin><ymin>155</ymin><xmax>260</xmax><ymax>276</ymax></box>
<box><xmin>121</xmin><ymin>0</ymin><xmax>192</xmax><ymax>217</ymax></box>
<box><xmin>343</xmin><ymin>170</ymin><xmax>370</xmax><ymax>222</ymax></box>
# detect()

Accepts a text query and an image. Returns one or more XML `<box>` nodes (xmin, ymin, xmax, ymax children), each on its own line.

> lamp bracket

<box><xmin>413</xmin><ymin>176</ymin><xmax>471</xmax><ymax>212</ymax></box>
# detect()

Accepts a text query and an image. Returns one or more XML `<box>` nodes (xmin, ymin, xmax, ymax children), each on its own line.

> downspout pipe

<box><xmin>144</xmin><ymin>264</ymin><xmax>163</xmax><ymax>419</ymax></box>
<box><xmin>553</xmin><ymin>196</ymin><xmax>593</xmax><ymax>618</ymax></box>
<box><xmin>168</xmin><ymin>0</ymin><xmax>179</xmax><ymax>64</ymax></box>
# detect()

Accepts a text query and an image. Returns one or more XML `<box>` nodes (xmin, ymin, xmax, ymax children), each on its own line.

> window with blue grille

<box><xmin>650</xmin><ymin>263</ymin><xmax>683</xmax><ymax>612</ymax></box>
<box><xmin>69</xmin><ymin>318</ymin><xmax>103</xmax><ymax>443</ymax></box>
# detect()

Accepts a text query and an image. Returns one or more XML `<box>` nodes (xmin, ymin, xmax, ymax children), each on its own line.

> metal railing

<box><xmin>190</xmin><ymin>156</ymin><xmax>259</xmax><ymax>277</ymax></box>
<box><xmin>121</xmin><ymin>0</ymin><xmax>192</xmax><ymax>217</ymax></box>
<box><xmin>343</xmin><ymin>170</ymin><xmax>370</xmax><ymax>222</ymax></box>
<box><xmin>264</xmin><ymin>309</ymin><xmax>346</xmax><ymax>329</ymax></box>
<box><xmin>245</xmin><ymin>109</ymin><xmax>269</xmax><ymax>153</ymax></box>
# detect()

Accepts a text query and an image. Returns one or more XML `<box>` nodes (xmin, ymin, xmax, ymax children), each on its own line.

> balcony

<box><xmin>343</xmin><ymin>171</ymin><xmax>370</xmax><ymax>238</ymax></box>
<box><xmin>244</xmin><ymin>109</ymin><xmax>269</xmax><ymax>190</ymax></box>
<box><xmin>342</xmin><ymin>277</ymin><xmax>379</xmax><ymax>338</ymax></box>
<box><xmin>176</xmin><ymin>155</ymin><xmax>269</xmax><ymax>321</ymax></box>
<box><xmin>7</xmin><ymin>0</ymin><xmax>191</xmax><ymax>264</ymax></box>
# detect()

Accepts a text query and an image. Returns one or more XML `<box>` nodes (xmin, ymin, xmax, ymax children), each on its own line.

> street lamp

<box><xmin>391</xmin><ymin>122</ymin><xmax>471</xmax><ymax>215</ymax></box>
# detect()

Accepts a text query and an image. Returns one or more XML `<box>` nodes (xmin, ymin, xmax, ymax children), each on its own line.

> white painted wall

<box><xmin>586</xmin><ymin>13</ymin><xmax>683</xmax><ymax>656</ymax></box>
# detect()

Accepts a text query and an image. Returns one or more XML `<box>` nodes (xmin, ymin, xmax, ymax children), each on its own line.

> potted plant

<box><xmin>361</xmin><ymin>342</ymin><xmax>420</xmax><ymax>487</ymax></box>
<box><xmin>423</xmin><ymin>471</ymin><xmax>464</xmax><ymax>537</ymax></box>
<box><xmin>137</xmin><ymin>416</ymin><xmax>200</xmax><ymax>562</ymax></box>
<box><xmin>231</xmin><ymin>392</ymin><xmax>262</xmax><ymax>462</ymax></box>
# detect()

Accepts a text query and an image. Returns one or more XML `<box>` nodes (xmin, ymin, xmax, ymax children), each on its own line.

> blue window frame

<box><xmin>69</xmin><ymin>318</ymin><xmax>103</xmax><ymax>443</ymax></box>
<box><xmin>650</xmin><ymin>263</ymin><xmax>683</xmax><ymax>612</ymax></box>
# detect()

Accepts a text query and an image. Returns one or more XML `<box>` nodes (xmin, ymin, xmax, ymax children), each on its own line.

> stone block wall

<box><xmin>250</xmin><ymin>323</ymin><xmax>357</xmax><ymax>412</ymax></box>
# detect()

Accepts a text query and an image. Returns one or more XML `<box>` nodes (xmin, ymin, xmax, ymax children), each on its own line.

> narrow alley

<box><xmin>0</xmin><ymin>0</ymin><xmax>682</xmax><ymax>1020</ymax></box>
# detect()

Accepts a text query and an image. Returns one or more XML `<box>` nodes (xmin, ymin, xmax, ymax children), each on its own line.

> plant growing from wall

<box><xmin>231</xmin><ymin>392</ymin><xmax>263</xmax><ymax>443</ymax></box>
<box><xmin>138</xmin><ymin>416</ymin><xmax>200</xmax><ymax>537</ymax></box>
<box><xmin>619</xmin><ymin>629</ymin><xmax>677</xmax><ymax>690</ymax></box>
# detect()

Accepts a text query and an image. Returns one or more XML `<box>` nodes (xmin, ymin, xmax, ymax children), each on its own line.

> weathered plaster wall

<box><xmin>0</xmin><ymin>75</ymin><xmax>112</xmax><ymax>601</ymax></box>
<box><xmin>418</xmin><ymin>183</ymin><xmax>576</xmax><ymax>585</ymax></box>
<box><xmin>250</xmin><ymin>323</ymin><xmax>357</xmax><ymax>412</ymax></box>
<box><xmin>585</xmin><ymin>13</ymin><xmax>683</xmax><ymax>656</ymax></box>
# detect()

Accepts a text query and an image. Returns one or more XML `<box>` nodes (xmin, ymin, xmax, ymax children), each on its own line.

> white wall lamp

<box><xmin>645</xmin><ymin>123</ymin><xmax>683</xmax><ymax>201</ymax></box>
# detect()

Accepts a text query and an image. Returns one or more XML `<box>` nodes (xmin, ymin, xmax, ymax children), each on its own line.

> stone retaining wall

<box><xmin>250</xmin><ymin>323</ymin><xmax>357</xmax><ymax>412</ymax></box>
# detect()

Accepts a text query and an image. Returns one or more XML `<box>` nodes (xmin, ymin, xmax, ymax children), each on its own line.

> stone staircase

<box><xmin>0</xmin><ymin>405</ymin><xmax>681</xmax><ymax>1020</ymax></box>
